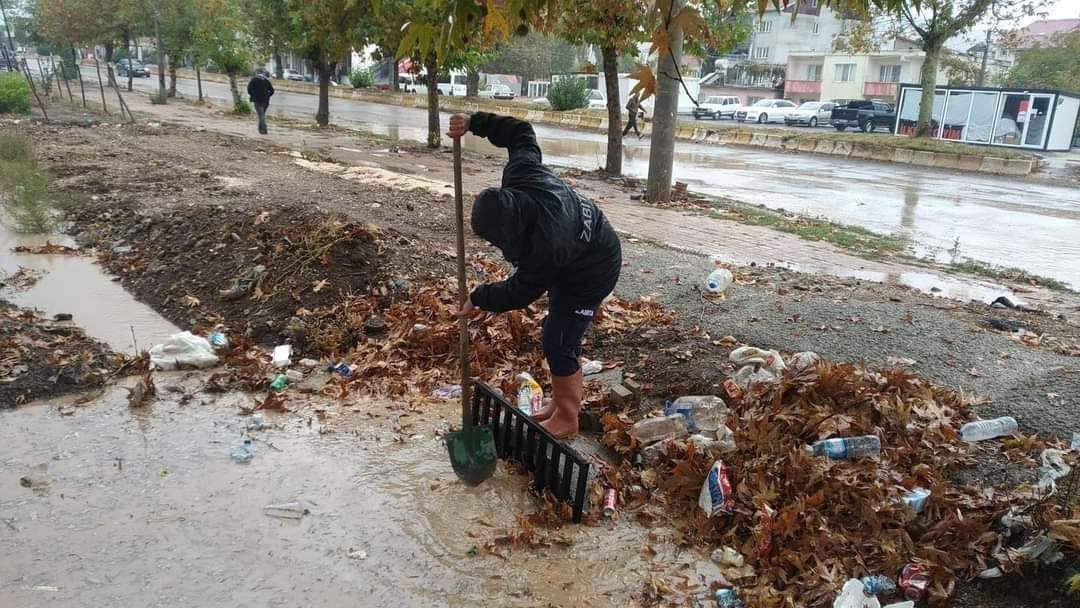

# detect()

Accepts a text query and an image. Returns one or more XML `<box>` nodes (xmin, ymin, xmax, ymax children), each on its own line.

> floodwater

<box><xmin>0</xmin><ymin>377</ymin><xmax>714</xmax><ymax>607</ymax></box>
<box><xmin>0</xmin><ymin>225</ymin><xmax>178</xmax><ymax>352</ymax></box>
<box><xmin>121</xmin><ymin>74</ymin><xmax>1080</xmax><ymax>290</ymax></box>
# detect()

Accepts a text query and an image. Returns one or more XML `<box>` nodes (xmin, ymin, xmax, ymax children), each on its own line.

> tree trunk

<box><xmin>196</xmin><ymin>66</ymin><xmax>203</xmax><ymax>102</ymax></box>
<box><xmin>273</xmin><ymin>41</ymin><xmax>284</xmax><ymax>79</ymax></box>
<box><xmin>73</xmin><ymin>48</ymin><xmax>86</xmax><ymax>108</ymax></box>
<box><xmin>425</xmin><ymin>53</ymin><xmax>440</xmax><ymax>148</ymax></box>
<box><xmin>168</xmin><ymin>61</ymin><xmax>177</xmax><ymax>97</ymax></box>
<box><xmin>316</xmin><ymin>62</ymin><xmax>331</xmax><ymax>126</ymax></box>
<box><xmin>914</xmin><ymin>41</ymin><xmax>942</xmax><ymax>138</ymax></box>
<box><xmin>228</xmin><ymin>71</ymin><xmax>242</xmax><ymax>109</ymax></box>
<box><xmin>154</xmin><ymin>0</ymin><xmax>166</xmax><ymax>102</ymax></box>
<box><xmin>645</xmin><ymin>0</ymin><xmax>685</xmax><ymax>203</ymax></box>
<box><xmin>601</xmin><ymin>46</ymin><xmax>623</xmax><ymax>176</ymax></box>
<box><xmin>391</xmin><ymin>57</ymin><xmax>400</xmax><ymax>92</ymax></box>
<box><xmin>124</xmin><ymin>35</ymin><xmax>133</xmax><ymax>92</ymax></box>
<box><xmin>104</xmin><ymin>43</ymin><xmax>117</xmax><ymax>88</ymax></box>
<box><xmin>977</xmin><ymin>29</ymin><xmax>991</xmax><ymax>87</ymax></box>
<box><xmin>466</xmin><ymin>69</ymin><xmax>479</xmax><ymax>97</ymax></box>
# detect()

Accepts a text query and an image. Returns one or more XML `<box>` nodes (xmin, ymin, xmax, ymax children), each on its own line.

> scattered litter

<box><xmin>515</xmin><ymin>372</ymin><xmax>543</xmax><ymax>415</ymax></box>
<box><xmin>270</xmin><ymin>374</ymin><xmax>288</xmax><ymax>392</ymax></box>
<box><xmin>711</xmin><ymin>546</ymin><xmax>745</xmax><ymax>568</ymax></box>
<box><xmin>602</xmin><ymin>488</ymin><xmax>618</xmax><ymax>517</ymax></box>
<box><xmin>787</xmin><ymin>351</ymin><xmax>820</xmax><ymax>372</ymax></box>
<box><xmin>706</xmin><ymin>268</ymin><xmax>733</xmax><ymax>295</ymax></box>
<box><xmin>807</xmin><ymin>436</ymin><xmax>881</xmax><ymax>460</ymax></box>
<box><xmin>231</xmin><ymin>438</ymin><xmax>254</xmax><ymax>464</ymax></box>
<box><xmin>209</xmin><ymin>331</ymin><xmax>229</xmax><ymax>349</ymax></box>
<box><xmin>897</xmin><ymin>564</ymin><xmax>929</xmax><ymax>601</ymax></box>
<box><xmin>148</xmin><ymin>331</ymin><xmax>219</xmax><ymax>370</ymax></box>
<box><xmin>1008</xmin><ymin>534</ymin><xmax>1063</xmax><ymax>565</ymax></box>
<box><xmin>664</xmin><ymin>395</ymin><xmax>728</xmax><ymax>435</ymax></box>
<box><xmin>860</xmin><ymin>575</ymin><xmax>897</xmax><ymax>596</ymax></box>
<box><xmin>729</xmin><ymin>346</ymin><xmax>785</xmax><ymax>388</ymax></box>
<box><xmin>833</xmin><ymin>579</ymin><xmax>880</xmax><ymax>608</ymax></box>
<box><xmin>698</xmin><ymin>460</ymin><xmax>734</xmax><ymax>517</ymax></box>
<box><xmin>581</xmin><ymin>359</ymin><xmax>604</xmax><ymax>375</ymax></box>
<box><xmin>881</xmin><ymin>603</ymin><xmax>913</xmax><ymax>608</ymax></box>
<box><xmin>218</xmin><ymin>264</ymin><xmax>265</xmax><ymax>301</ymax></box>
<box><xmin>1038</xmin><ymin>448</ymin><xmax>1071</xmax><ymax>496</ymax></box>
<box><xmin>346</xmin><ymin>548</ymin><xmax>368</xmax><ymax>560</ymax></box>
<box><xmin>272</xmin><ymin>344</ymin><xmax>292</xmax><ymax>367</ymax></box>
<box><xmin>299</xmin><ymin>358</ymin><xmax>319</xmax><ymax>368</ymax></box>
<box><xmin>432</xmin><ymin>384</ymin><xmax>462</xmax><ymax>399</ymax></box>
<box><xmin>959</xmin><ymin>416</ymin><xmax>1017</xmax><ymax>442</ymax></box>
<box><xmin>715</xmin><ymin>588</ymin><xmax>745</xmax><ymax>608</ymax></box>
<box><xmin>900</xmin><ymin>487</ymin><xmax>931</xmax><ymax>514</ymax></box>
<box><xmin>977</xmin><ymin>567</ymin><xmax>1003</xmax><ymax>579</ymax></box>
<box><xmin>247</xmin><ymin>413</ymin><xmax>269</xmax><ymax>431</ymax></box>
<box><xmin>285</xmin><ymin>369</ymin><xmax>304</xmax><ymax>383</ymax></box>
<box><xmin>630</xmin><ymin>414</ymin><xmax>689</xmax><ymax>445</ymax></box>
<box><xmin>263</xmin><ymin>501</ymin><xmax>308</xmax><ymax>519</ymax></box>
<box><xmin>52</xmin><ymin>313</ymin><xmax>73</xmax><ymax>322</ymax></box>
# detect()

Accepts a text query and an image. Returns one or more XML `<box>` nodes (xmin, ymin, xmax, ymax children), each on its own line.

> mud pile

<box><xmin>69</xmin><ymin>202</ymin><xmax>385</xmax><ymax>346</ymax></box>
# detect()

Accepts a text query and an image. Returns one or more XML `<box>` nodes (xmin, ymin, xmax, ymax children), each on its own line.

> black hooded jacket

<box><xmin>468</xmin><ymin>112</ymin><xmax>621</xmax><ymax>314</ymax></box>
<box><xmin>247</xmin><ymin>75</ymin><xmax>274</xmax><ymax>104</ymax></box>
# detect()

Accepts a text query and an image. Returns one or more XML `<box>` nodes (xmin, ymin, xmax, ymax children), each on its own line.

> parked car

<box><xmin>587</xmin><ymin>89</ymin><xmax>606</xmax><ymax>110</ymax></box>
<box><xmin>692</xmin><ymin>95</ymin><xmax>740</xmax><ymax>120</ymax></box>
<box><xmin>734</xmin><ymin>99</ymin><xmax>798</xmax><ymax>124</ymax></box>
<box><xmin>830</xmin><ymin>100</ymin><xmax>896</xmax><ymax>133</ymax></box>
<box><xmin>479</xmin><ymin>84</ymin><xmax>516</xmax><ymax>100</ymax></box>
<box><xmin>281</xmin><ymin>69</ymin><xmax>305</xmax><ymax>81</ymax></box>
<box><xmin>784</xmin><ymin>101</ymin><xmax>836</xmax><ymax>127</ymax></box>
<box><xmin>115</xmin><ymin>59</ymin><xmax>150</xmax><ymax>78</ymax></box>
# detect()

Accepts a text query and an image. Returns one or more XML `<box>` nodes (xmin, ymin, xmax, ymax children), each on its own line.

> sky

<box><xmin>1043</xmin><ymin>0</ymin><xmax>1080</xmax><ymax>20</ymax></box>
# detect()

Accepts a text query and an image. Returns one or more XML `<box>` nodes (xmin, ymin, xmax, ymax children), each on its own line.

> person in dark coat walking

<box><xmin>623</xmin><ymin>93</ymin><xmax>641</xmax><ymax>138</ymax></box>
<box><xmin>246</xmin><ymin>69</ymin><xmax>275</xmax><ymax>134</ymax></box>
<box><xmin>449</xmin><ymin>112</ymin><xmax>622</xmax><ymax>439</ymax></box>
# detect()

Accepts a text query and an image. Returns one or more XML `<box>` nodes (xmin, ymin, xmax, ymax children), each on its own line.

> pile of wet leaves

<box><xmin>600</xmin><ymin>359</ymin><xmax>1077</xmax><ymax>607</ymax></box>
<box><xmin>68</xmin><ymin>201</ymin><xmax>385</xmax><ymax>345</ymax></box>
<box><xmin>0</xmin><ymin>300</ymin><xmax>117</xmax><ymax>406</ymax></box>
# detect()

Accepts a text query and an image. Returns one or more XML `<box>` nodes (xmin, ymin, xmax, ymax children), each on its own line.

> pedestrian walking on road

<box><xmin>246</xmin><ymin>69</ymin><xmax>275</xmax><ymax>135</ymax></box>
<box><xmin>623</xmin><ymin>93</ymin><xmax>642</xmax><ymax>138</ymax></box>
<box><xmin>448</xmin><ymin>112</ymin><xmax>622</xmax><ymax>440</ymax></box>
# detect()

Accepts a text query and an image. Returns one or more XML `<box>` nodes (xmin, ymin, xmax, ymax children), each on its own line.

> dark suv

<box><xmin>116</xmin><ymin>59</ymin><xmax>151</xmax><ymax>78</ymax></box>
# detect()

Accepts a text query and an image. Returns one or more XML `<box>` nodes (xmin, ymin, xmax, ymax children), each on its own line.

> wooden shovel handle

<box><xmin>453</xmin><ymin>136</ymin><xmax>471</xmax><ymax>425</ymax></box>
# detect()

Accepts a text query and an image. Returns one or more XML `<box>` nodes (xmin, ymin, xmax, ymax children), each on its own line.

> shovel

<box><xmin>445</xmin><ymin>135</ymin><xmax>497</xmax><ymax>486</ymax></box>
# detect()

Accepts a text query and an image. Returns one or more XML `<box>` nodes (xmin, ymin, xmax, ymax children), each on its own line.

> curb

<box><xmin>157</xmin><ymin>66</ymin><xmax>1038</xmax><ymax>177</ymax></box>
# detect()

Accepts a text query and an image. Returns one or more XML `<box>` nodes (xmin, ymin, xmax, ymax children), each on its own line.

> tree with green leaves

<box><xmin>832</xmin><ymin>15</ymin><xmax>882</xmax><ymax>54</ymax></box>
<box><xmin>897</xmin><ymin>0</ymin><xmax>1049</xmax><ymax>137</ymax></box>
<box><xmin>1005</xmin><ymin>29</ymin><xmax>1080</xmax><ymax>91</ymax></box>
<box><xmin>940</xmin><ymin>52</ymin><xmax>980</xmax><ymax>85</ymax></box>
<box><xmin>158</xmin><ymin>0</ymin><xmax>198</xmax><ymax>97</ymax></box>
<box><xmin>192</xmin><ymin>0</ymin><xmax>253</xmax><ymax>112</ymax></box>
<box><xmin>285</xmin><ymin>0</ymin><xmax>369</xmax><ymax>127</ymax></box>
<box><xmin>480</xmin><ymin>33</ymin><xmax>577</xmax><ymax>89</ymax></box>
<box><xmin>357</xmin><ymin>0</ymin><xmax>408</xmax><ymax>91</ymax></box>
<box><xmin>244</xmin><ymin>0</ymin><xmax>290</xmax><ymax>79</ymax></box>
<box><xmin>558</xmin><ymin>0</ymin><xmax>644</xmax><ymax>177</ymax></box>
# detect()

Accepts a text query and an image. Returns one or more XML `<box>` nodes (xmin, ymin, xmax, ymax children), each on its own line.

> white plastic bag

<box><xmin>833</xmin><ymin>580</ymin><xmax>880</xmax><ymax>608</ymax></box>
<box><xmin>149</xmin><ymin>331</ymin><xmax>219</xmax><ymax>370</ymax></box>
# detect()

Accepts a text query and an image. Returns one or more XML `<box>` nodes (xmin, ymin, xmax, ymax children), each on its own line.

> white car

<box><xmin>783</xmin><ymin>101</ymin><xmax>836</xmax><ymax>128</ymax></box>
<box><xmin>479</xmin><ymin>84</ymin><xmax>515</xmax><ymax>100</ymax></box>
<box><xmin>692</xmin><ymin>95</ymin><xmax>740</xmax><ymax>120</ymax></box>
<box><xmin>734</xmin><ymin>99</ymin><xmax>798</xmax><ymax>124</ymax></box>
<box><xmin>587</xmin><ymin>89</ymin><xmax>607</xmax><ymax>109</ymax></box>
<box><xmin>281</xmin><ymin>69</ymin><xmax>304</xmax><ymax>81</ymax></box>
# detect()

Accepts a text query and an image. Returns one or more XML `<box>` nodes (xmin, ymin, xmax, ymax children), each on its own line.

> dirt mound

<box><xmin>69</xmin><ymin>202</ymin><xmax>385</xmax><ymax>346</ymax></box>
<box><xmin>0</xmin><ymin>300</ymin><xmax>116</xmax><ymax>406</ymax></box>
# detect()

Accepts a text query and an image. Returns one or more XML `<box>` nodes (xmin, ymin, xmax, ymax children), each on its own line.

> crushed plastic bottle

<box><xmin>833</xmin><ymin>579</ymin><xmax>880</xmax><ymax>608</ymax></box>
<box><xmin>209</xmin><ymin>331</ymin><xmax>229</xmax><ymax>349</ymax></box>
<box><xmin>629</xmin><ymin>414</ymin><xmax>689</xmax><ymax>445</ymax></box>
<box><xmin>860</xmin><ymin>575</ymin><xmax>898</xmax><ymax>596</ymax></box>
<box><xmin>901</xmin><ymin>487</ymin><xmax>931</xmax><ymax>514</ymax></box>
<box><xmin>515</xmin><ymin>372</ymin><xmax>543</xmax><ymax>416</ymax></box>
<box><xmin>715</xmin><ymin>588</ymin><xmax>745</xmax><ymax>608</ymax></box>
<box><xmin>807</xmin><ymin>436</ymin><xmax>881</xmax><ymax>460</ymax></box>
<box><xmin>666</xmin><ymin>396</ymin><xmax>729</xmax><ymax>435</ymax></box>
<box><xmin>231</xmin><ymin>438</ymin><xmax>254</xmax><ymax>464</ymax></box>
<box><xmin>270</xmin><ymin>374</ymin><xmax>288</xmax><ymax>392</ymax></box>
<box><xmin>959</xmin><ymin>416</ymin><xmax>1018</xmax><ymax>442</ymax></box>
<box><xmin>247</xmin><ymin>413</ymin><xmax>268</xmax><ymax>431</ymax></box>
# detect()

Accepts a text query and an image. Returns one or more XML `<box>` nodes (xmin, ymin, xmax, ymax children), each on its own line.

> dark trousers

<box><xmin>254</xmin><ymin>101</ymin><xmax>269</xmax><ymax>134</ymax></box>
<box><xmin>622</xmin><ymin>113</ymin><xmax>640</xmax><ymax>137</ymax></box>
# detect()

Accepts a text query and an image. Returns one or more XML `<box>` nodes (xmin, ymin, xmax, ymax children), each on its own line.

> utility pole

<box><xmin>977</xmin><ymin>28</ymin><xmax>991</xmax><ymax>87</ymax></box>
<box><xmin>153</xmin><ymin>0</ymin><xmax>167</xmax><ymax>102</ymax></box>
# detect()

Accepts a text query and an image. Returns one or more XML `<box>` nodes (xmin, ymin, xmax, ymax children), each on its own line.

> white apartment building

<box><xmin>785</xmin><ymin>40</ymin><xmax>948</xmax><ymax>104</ymax></box>
<box><xmin>746</xmin><ymin>0</ymin><xmax>846</xmax><ymax>66</ymax></box>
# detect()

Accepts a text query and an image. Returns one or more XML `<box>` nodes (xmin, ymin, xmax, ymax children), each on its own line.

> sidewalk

<box><xmin>97</xmin><ymin>92</ymin><xmax>1078</xmax><ymax>318</ymax></box>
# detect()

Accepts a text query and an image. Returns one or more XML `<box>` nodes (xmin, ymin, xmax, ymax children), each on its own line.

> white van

<box><xmin>692</xmin><ymin>95</ymin><xmax>740</xmax><ymax>120</ymax></box>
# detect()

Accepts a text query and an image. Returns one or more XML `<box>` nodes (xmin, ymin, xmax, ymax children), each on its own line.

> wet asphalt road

<box><xmin>111</xmin><ymin>75</ymin><xmax>1080</xmax><ymax>289</ymax></box>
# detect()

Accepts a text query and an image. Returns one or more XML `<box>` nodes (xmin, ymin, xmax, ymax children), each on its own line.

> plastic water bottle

<box><xmin>231</xmin><ymin>438</ymin><xmax>254</xmax><ymax>463</ymax></box>
<box><xmin>861</xmin><ymin>575</ymin><xmax>898</xmax><ymax>596</ymax></box>
<box><xmin>715</xmin><ymin>588</ymin><xmax>745</xmax><ymax>608</ymax></box>
<box><xmin>959</xmin><ymin>417</ymin><xmax>1018</xmax><ymax>442</ymax></box>
<box><xmin>807</xmin><ymin>436</ymin><xmax>881</xmax><ymax>460</ymax></box>
<box><xmin>706</xmin><ymin>268</ymin><xmax>733</xmax><ymax>294</ymax></box>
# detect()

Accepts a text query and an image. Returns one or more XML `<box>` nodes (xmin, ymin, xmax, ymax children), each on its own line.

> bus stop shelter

<box><xmin>895</xmin><ymin>84</ymin><xmax>1079</xmax><ymax>151</ymax></box>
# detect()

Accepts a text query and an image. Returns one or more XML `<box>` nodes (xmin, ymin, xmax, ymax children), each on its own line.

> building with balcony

<box><xmin>786</xmin><ymin>44</ymin><xmax>947</xmax><ymax>105</ymax></box>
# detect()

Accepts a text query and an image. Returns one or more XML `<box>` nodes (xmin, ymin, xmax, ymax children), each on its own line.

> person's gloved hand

<box><xmin>448</xmin><ymin>113</ymin><xmax>470</xmax><ymax>139</ymax></box>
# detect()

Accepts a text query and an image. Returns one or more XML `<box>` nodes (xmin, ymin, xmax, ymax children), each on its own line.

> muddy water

<box><xmin>0</xmin><ymin>225</ymin><xmax>179</xmax><ymax>352</ymax></box>
<box><xmin>0</xmin><ymin>375</ymin><xmax>714</xmax><ymax>607</ymax></box>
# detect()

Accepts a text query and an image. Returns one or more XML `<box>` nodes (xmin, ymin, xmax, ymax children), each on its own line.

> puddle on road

<box><xmin>0</xmin><ymin>224</ymin><xmax>179</xmax><ymax>353</ymax></box>
<box><xmin>0</xmin><ymin>376</ymin><xmax>711</xmax><ymax>607</ymax></box>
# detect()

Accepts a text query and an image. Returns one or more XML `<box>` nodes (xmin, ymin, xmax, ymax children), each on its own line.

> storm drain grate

<box><xmin>472</xmin><ymin>383</ymin><xmax>591</xmax><ymax>522</ymax></box>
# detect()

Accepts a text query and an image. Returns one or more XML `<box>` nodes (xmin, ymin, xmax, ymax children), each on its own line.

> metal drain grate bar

<box><xmin>472</xmin><ymin>383</ymin><xmax>591</xmax><ymax>522</ymax></box>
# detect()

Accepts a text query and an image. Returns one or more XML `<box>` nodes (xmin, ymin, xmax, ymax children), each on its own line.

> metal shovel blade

<box><xmin>446</xmin><ymin>421</ymin><xmax>497</xmax><ymax>485</ymax></box>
